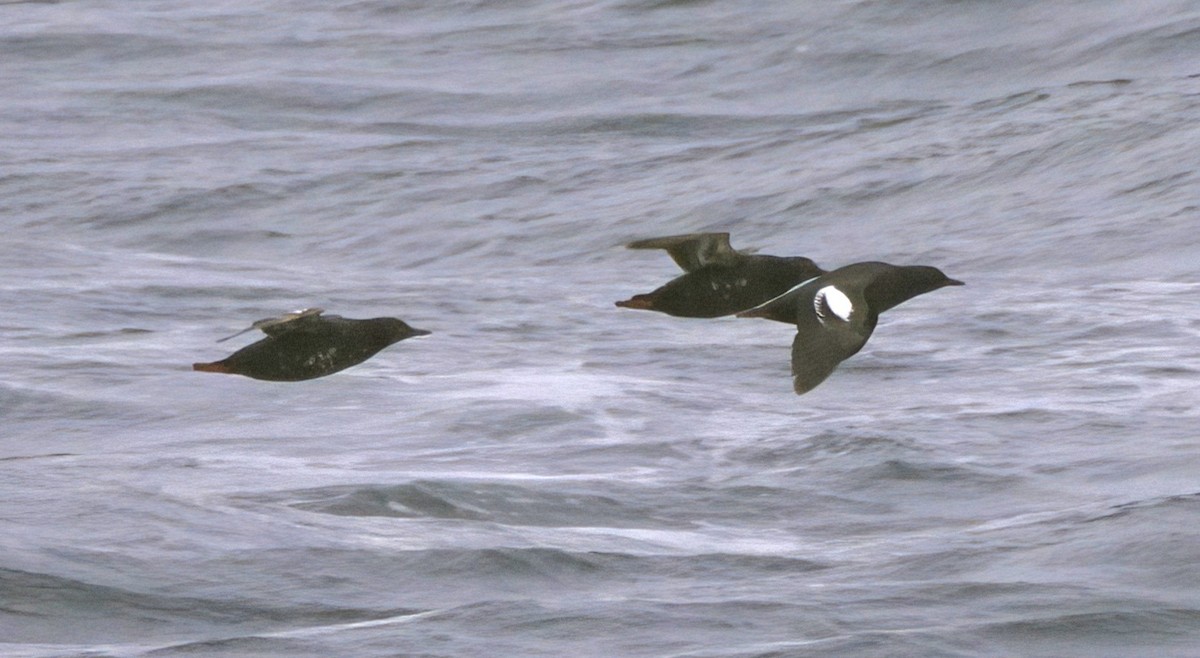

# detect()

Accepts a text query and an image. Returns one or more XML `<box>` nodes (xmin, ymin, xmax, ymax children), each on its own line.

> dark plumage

<box><xmin>615</xmin><ymin>232</ymin><xmax>824</xmax><ymax>318</ymax></box>
<box><xmin>192</xmin><ymin>308</ymin><xmax>430</xmax><ymax>381</ymax></box>
<box><xmin>737</xmin><ymin>262</ymin><xmax>963</xmax><ymax>395</ymax></box>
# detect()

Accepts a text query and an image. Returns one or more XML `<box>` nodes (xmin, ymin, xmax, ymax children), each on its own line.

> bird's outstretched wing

<box><xmin>789</xmin><ymin>291</ymin><xmax>876</xmax><ymax>395</ymax></box>
<box><xmin>625</xmin><ymin>232</ymin><xmax>742</xmax><ymax>271</ymax></box>
<box><xmin>216</xmin><ymin>307</ymin><xmax>326</xmax><ymax>343</ymax></box>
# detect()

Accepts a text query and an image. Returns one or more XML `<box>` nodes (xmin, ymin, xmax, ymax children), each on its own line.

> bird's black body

<box><xmin>193</xmin><ymin>309</ymin><xmax>429</xmax><ymax>382</ymax></box>
<box><xmin>615</xmin><ymin>232</ymin><xmax>824</xmax><ymax>318</ymax></box>
<box><xmin>738</xmin><ymin>262</ymin><xmax>963</xmax><ymax>395</ymax></box>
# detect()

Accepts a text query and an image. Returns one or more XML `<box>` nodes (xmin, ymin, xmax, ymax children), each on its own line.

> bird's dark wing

<box><xmin>257</xmin><ymin>308</ymin><xmax>330</xmax><ymax>337</ymax></box>
<box><xmin>625</xmin><ymin>232</ymin><xmax>741</xmax><ymax>271</ymax></box>
<box><xmin>789</xmin><ymin>290</ymin><xmax>876</xmax><ymax>395</ymax></box>
<box><xmin>216</xmin><ymin>307</ymin><xmax>326</xmax><ymax>343</ymax></box>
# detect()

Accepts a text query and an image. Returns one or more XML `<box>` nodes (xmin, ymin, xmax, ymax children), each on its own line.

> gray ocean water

<box><xmin>3</xmin><ymin>1</ymin><xmax>1200</xmax><ymax>656</ymax></box>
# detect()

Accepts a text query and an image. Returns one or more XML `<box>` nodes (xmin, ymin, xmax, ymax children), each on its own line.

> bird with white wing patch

<box><xmin>738</xmin><ymin>262</ymin><xmax>963</xmax><ymax>395</ymax></box>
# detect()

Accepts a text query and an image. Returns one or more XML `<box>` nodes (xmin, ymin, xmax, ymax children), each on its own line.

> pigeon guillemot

<box><xmin>192</xmin><ymin>308</ymin><xmax>430</xmax><ymax>381</ymax></box>
<box><xmin>737</xmin><ymin>262</ymin><xmax>963</xmax><ymax>395</ymax></box>
<box><xmin>615</xmin><ymin>232</ymin><xmax>824</xmax><ymax>318</ymax></box>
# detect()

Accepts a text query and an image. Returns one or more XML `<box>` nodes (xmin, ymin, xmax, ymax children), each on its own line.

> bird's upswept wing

<box><xmin>624</xmin><ymin>232</ymin><xmax>744</xmax><ymax>272</ymax></box>
<box><xmin>216</xmin><ymin>307</ymin><xmax>327</xmax><ymax>343</ymax></box>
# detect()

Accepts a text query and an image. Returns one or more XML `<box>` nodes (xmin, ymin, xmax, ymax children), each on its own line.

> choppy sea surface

<box><xmin>3</xmin><ymin>1</ymin><xmax>1200</xmax><ymax>656</ymax></box>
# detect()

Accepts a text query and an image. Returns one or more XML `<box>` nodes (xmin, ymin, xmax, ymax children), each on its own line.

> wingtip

<box><xmin>192</xmin><ymin>361</ymin><xmax>230</xmax><ymax>374</ymax></box>
<box><xmin>215</xmin><ymin>328</ymin><xmax>251</xmax><ymax>343</ymax></box>
<box><xmin>791</xmin><ymin>369</ymin><xmax>836</xmax><ymax>395</ymax></box>
<box><xmin>623</xmin><ymin>236</ymin><xmax>665</xmax><ymax>250</ymax></box>
<box><xmin>623</xmin><ymin>231</ymin><xmax>729</xmax><ymax>250</ymax></box>
<box><xmin>792</xmin><ymin>380</ymin><xmax>817</xmax><ymax>396</ymax></box>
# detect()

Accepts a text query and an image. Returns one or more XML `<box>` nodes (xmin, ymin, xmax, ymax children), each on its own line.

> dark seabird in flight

<box><xmin>737</xmin><ymin>262</ymin><xmax>963</xmax><ymax>394</ymax></box>
<box><xmin>193</xmin><ymin>308</ymin><xmax>430</xmax><ymax>381</ymax></box>
<box><xmin>615</xmin><ymin>232</ymin><xmax>824</xmax><ymax>318</ymax></box>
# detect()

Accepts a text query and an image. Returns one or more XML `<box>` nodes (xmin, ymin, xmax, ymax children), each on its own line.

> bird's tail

<box><xmin>192</xmin><ymin>361</ymin><xmax>231</xmax><ymax>374</ymax></box>
<box><xmin>615</xmin><ymin>295</ymin><xmax>654</xmax><ymax>310</ymax></box>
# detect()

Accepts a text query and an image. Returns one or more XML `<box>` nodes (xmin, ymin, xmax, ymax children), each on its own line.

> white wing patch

<box><xmin>814</xmin><ymin>285</ymin><xmax>853</xmax><ymax>322</ymax></box>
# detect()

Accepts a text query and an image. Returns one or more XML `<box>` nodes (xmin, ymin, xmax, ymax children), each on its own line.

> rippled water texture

<box><xmin>3</xmin><ymin>1</ymin><xmax>1200</xmax><ymax>656</ymax></box>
